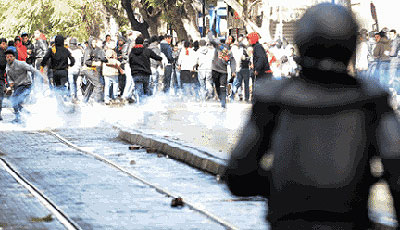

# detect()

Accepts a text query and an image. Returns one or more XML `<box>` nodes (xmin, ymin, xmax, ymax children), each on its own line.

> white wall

<box><xmin>352</xmin><ymin>0</ymin><xmax>400</xmax><ymax>32</ymax></box>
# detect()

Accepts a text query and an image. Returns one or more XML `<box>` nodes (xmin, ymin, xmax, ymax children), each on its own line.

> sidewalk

<box><xmin>116</xmin><ymin>99</ymin><xmax>251</xmax><ymax>175</ymax></box>
<box><xmin>116</xmin><ymin>98</ymin><xmax>252</xmax><ymax>161</ymax></box>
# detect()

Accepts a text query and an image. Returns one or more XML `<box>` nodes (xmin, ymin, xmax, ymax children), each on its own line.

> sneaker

<box><xmin>11</xmin><ymin>118</ymin><xmax>21</xmax><ymax>124</ymax></box>
<box><xmin>71</xmin><ymin>98</ymin><xmax>79</xmax><ymax>104</ymax></box>
<box><xmin>127</xmin><ymin>98</ymin><xmax>136</xmax><ymax>104</ymax></box>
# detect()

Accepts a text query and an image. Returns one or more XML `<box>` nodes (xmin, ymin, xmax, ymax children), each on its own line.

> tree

<box><xmin>101</xmin><ymin>0</ymin><xmax>130</xmax><ymax>30</ymax></box>
<box><xmin>136</xmin><ymin>0</ymin><xmax>202</xmax><ymax>40</ymax></box>
<box><xmin>121</xmin><ymin>0</ymin><xmax>151</xmax><ymax>38</ymax></box>
<box><xmin>0</xmin><ymin>0</ymin><xmax>111</xmax><ymax>41</ymax></box>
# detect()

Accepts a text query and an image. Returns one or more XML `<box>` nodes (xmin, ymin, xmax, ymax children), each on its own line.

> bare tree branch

<box><xmin>121</xmin><ymin>0</ymin><xmax>150</xmax><ymax>38</ymax></box>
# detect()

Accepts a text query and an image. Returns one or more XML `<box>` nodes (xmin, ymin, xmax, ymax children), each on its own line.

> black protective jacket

<box><xmin>252</xmin><ymin>42</ymin><xmax>270</xmax><ymax>74</ymax></box>
<box><xmin>41</xmin><ymin>36</ymin><xmax>74</xmax><ymax>70</ymax></box>
<box><xmin>129</xmin><ymin>45</ymin><xmax>162</xmax><ymax>76</ymax></box>
<box><xmin>0</xmin><ymin>48</ymin><xmax>6</xmax><ymax>83</ymax></box>
<box><xmin>224</xmin><ymin>69</ymin><xmax>400</xmax><ymax>229</ymax></box>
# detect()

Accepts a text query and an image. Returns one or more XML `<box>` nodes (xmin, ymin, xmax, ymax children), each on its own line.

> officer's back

<box><xmin>223</xmin><ymin>3</ymin><xmax>400</xmax><ymax>230</ymax></box>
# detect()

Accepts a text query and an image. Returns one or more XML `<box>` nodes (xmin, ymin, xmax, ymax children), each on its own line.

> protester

<box><xmin>390</xmin><ymin>30</ymin><xmax>400</xmax><ymax>98</ymax></box>
<box><xmin>0</xmin><ymin>38</ymin><xmax>6</xmax><ymax>121</ymax></box>
<box><xmin>195</xmin><ymin>39</ymin><xmax>214</xmax><ymax>100</ymax></box>
<box><xmin>373</xmin><ymin>31</ymin><xmax>392</xmax><ymax>90</ymax></box>
<box><xmin>230</xmin><ymin>36</ymin><xmax>251</xmax><ymax>102</ymax></box>
<box><xmin>68</xmin><ymin>37</ymin><xmax>83</xmax><ymax>102</ymax></box>
<box><xmin>81</xmin><ymin>37</ymin><xmax>107</xmax><ymax>103</ymax></box>
<box><xmin>148</xmin><ymin>35</ymin><xmax>166</xmax><ymax>95</ymax></box>
<box><xmin>41</xmin><ymin>35</ymin><xmax>75</xmax><ymax>100</ymax></box>
<box><xmin>208</xmin><ymin>31</ymin><xmax>236</xmax><ymax>108</ymax></box>
<box><xmin>21</xmin><ymin>32</ymin><xmax>35</xmax><ymax>66</ymax></box>
<box><xmin>103</xmin><ymin>49</ymin><xmax>121</xmax><ymax>104</ymax></box>
<box><xmin>103</xmin><ymin>34</ymin><xmax>112</xmax><ymax>49</ymax></box>
<box><xmin>356</xmin><ymin>30</ymin><xmax>369</xmax><ymax>79</ymax></box>
<box><xmin>14</xmin><ymin>36</ymin><xmax>27</xmax><ymax>62</ymax></box>
<box><xmin>223</xmin><ymin>3</ymin><xmax>400</xmax><ymax>229</ymax></box>
<box><xmin>128</xmin><ymin>36</ymin><xmax>162</xmax><ymax>103</ymax></box>
<box><xmin>177</xmin><ymin>40</ymin><xmax>198</xmax><ymax>99</ymax></box>
<box><xmin>33</xmin><ymin>30</ymin><xmax>48</xmax><ymax>70</ymax></box>
<box><xmin>6</xmin><ymin>41</ymin><xmax>18</xmax><ymax>60</ymax></box>
<box><xmin>160</xmin><ymin>35</ymin><xmax>174</xmax><ymax>93</ymax></box>
<box><xmin>5</xmin><ymin>49</ymin><xmax>38</xmax><ymax>123</ymax></box>
<box><xmin>247</xmin><ymin>32</ymin><xmax>270</xmax><ymax>82</ymax></box>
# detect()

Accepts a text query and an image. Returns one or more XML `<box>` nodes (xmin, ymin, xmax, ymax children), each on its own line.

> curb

<box><xmin>118</xmin><ymin>130</ymin><xmax>227</xmax><ymax>176</ymax></box>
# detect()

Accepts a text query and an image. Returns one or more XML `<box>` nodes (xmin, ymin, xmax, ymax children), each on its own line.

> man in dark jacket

<box><xmin>160</xmin><ymin>34</ymin><xmax>174</xmax><ymax>93</ymax></box>
<box><xmin>21</xmin><ymin>33</ymin><xmax>35</xmax><ymax>66</ymax></box>
<box><xmin>0</xmin><ymin>38</ymin><xmax>6</xmax><ymax>121</ymax></box>
<box><xmin>41</xmin><ymin>35</ymin><xmax>75</xmax><ymax>96</ymax></box>
<box><xmin>223</xmin><ymin>3</ymin><xmax>400</xmax><ymax>229</ymax></box>
<box><xmin>247</xmin><ymin>32</ymin><xmax>271</xmax><ymax>81</ymax></box>
<box><xmin>129</xmin><ymin>36</ymin><xmax>162</xmax><ymax>103</ymax></box>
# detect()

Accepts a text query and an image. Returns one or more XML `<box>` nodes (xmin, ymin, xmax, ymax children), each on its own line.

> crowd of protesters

<box><xmin>356</xmin><ymin>28</ymin><xmax>400</xmax><ymax>103</ymax></box>
<box><xmin>0</xmin><ymin>26</ymin><xmax>399</xmax><ymax>122</ymax></box>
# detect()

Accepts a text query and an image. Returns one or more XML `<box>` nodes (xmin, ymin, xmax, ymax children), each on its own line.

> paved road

<box><xmin>0</xmin><ymin>160</ymin><xmax>66</xmax><ymax>230</ymax></box>
<box><xmin>0</xmin><ymin>126</ymin><xmax>268</xmax><ymax>230</ymax></box>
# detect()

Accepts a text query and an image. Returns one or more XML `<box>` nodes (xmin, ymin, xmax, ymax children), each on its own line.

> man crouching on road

<box><xmin>5</xmin><ymin>49</ymin><xmax>38</xmax><ymax>123</ymax></box>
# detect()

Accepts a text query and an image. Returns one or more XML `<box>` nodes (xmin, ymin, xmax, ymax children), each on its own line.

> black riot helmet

<box><xmin>294</xmin><ymin>3</ymin><xmax>359</xmax><ymax>71</ymax></box>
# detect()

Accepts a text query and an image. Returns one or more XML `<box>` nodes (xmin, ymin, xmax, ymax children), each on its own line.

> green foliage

<box><xmin>0</xmin><ymin>0</ymin><xmax>120</xmax><ymax>42</ymax></box>
<box><xmin>0</xmin><ymin>0</ymin><xmax>81</xmax><ymax>39</ymax></box>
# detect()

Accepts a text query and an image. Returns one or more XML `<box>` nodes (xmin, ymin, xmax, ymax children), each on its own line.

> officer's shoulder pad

<box><xmin>253</xmin><ymin>78</ymin><xmax>290</xmax><ymax>100</ymax></box>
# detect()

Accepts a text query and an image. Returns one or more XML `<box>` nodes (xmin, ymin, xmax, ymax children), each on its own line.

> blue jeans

<box><xmin>231</xmin><ymin>68</ymin><xmax>250</xmax><ymax>101</ymax></box>
<box><xmin>181</xmin><ymin>83</ymin><xmax>199</xmax><ymax>100</ymax></box>
<box><xmin>197</xmin><ymin>70</ymin><xmax>213</xmax><ymax>100</ymax></box>
<box><xmin>390</xmin><ymin>58</ymin><xmax>400</xmax><ymax>95</ymax></box>
<box><xmin>11</xmin><ymin>84</ymin><xmax>32</xmax><ymax>117</ymax></box>
<box><xmin>133</xmin><ymin>75</ymin><xmax>150</xmax><ymax>103</ymax></box>
<box><xmin>0</xmin><ymin>82</ymin><xmax>4</xmax><ymax>115</ymax></box>
<box><xmin>376</xmin><ymin>61</ymin><xmax>391</xmax><ymax>90</ymax></box>
<box><xmin>171</xmin><ymin>67</ymin><xmax>181</xmax><ymax>95</ymax></box>
<box><xmin>68</xmin><ymin>69</ymin><xmax>80</xmax><ymax>98</ymax></box>
<box><xmin>357</xmin><ymin>70</ymin><xmax>368</xmax><ymax>80</ymax></box>
<box><xmin>104</xmin><ymin>75</ymin><xmax>119</xmax><ymax>102</ymax></box>
<box><xmin>162</xmin><ymin>65</ymin><xmax>173</xmax><ymax>93</ymax></box>
<box><xmin>150</xmin><ymin>67</ymin><xmax>160</xmax><ymax>95</ymax></box>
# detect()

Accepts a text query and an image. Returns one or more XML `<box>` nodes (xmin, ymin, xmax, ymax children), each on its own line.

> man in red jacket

<box><xmin>14</xmin><ymin>36</ymin><xmax>27</xmax><ymax>62</ymax></box>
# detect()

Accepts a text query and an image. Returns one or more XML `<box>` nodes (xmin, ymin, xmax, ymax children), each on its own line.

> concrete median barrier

<box><xmin>118</xmin><ymin>129</ymin><xmax>227</xmax><ymax>176</ymax></box>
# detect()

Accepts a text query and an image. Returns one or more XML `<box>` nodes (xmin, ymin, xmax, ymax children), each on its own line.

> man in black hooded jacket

<box><xmin>41</xmin><ymin>35</ymin><xmax>75</xmax><ymax>96</ymax></box>
<box><xmin>0</xmin><ymin>38</ymin><xmax>7</xmax><ymax>121</ymax></box>
<box><xmin>223</xmin><ymin>3</ymin><xmax>400</xmax><ymax>230</ymax></box>
<box><xmin>129</xmin><ymin>36</ymin><xmax>162</xmax><ymax>103</ymax></box>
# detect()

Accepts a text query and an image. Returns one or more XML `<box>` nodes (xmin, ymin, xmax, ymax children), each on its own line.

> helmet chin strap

<box><xmin>300</xmin><ymin>56</ymin><xmax>348</xmax><ymax>74</ymax></box>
